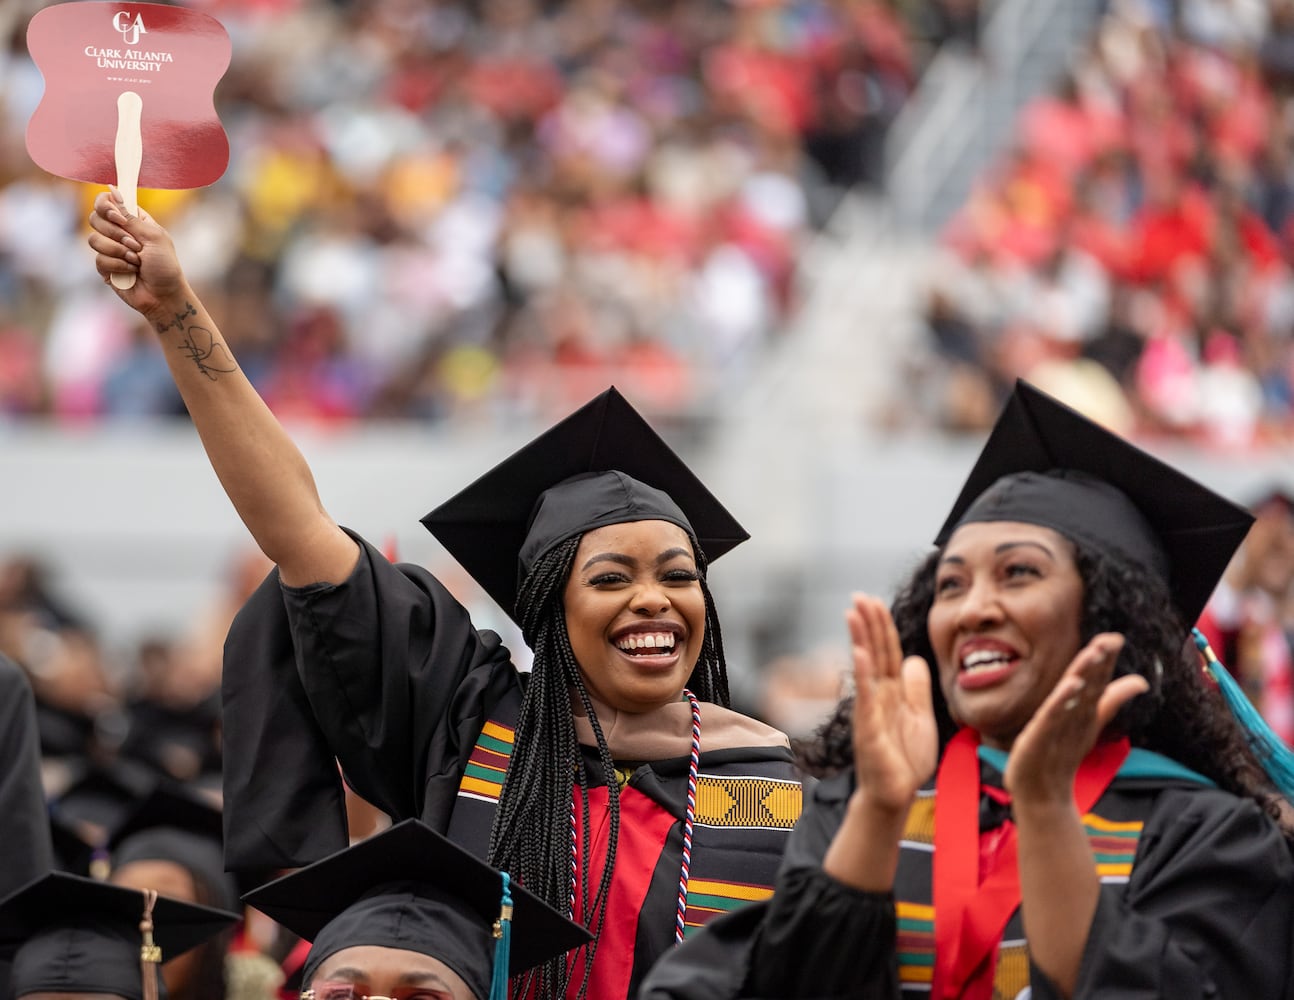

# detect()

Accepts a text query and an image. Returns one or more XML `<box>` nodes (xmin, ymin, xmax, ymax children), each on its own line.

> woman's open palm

<box><xmin>847</xmin><ymin>594</ymin><xmax>939</xmax><ymax>812</ymax></box>
<box><xmin>1005</xmin><ymin>632</ymin><xmax>1144</xmax><ymax>804</ymax></box>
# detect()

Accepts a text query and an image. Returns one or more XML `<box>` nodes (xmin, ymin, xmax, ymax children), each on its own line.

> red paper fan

<box><xmin>26</xmin><ymin>2</ymin><xmax>231</xmax><ymax>287</ymax></box>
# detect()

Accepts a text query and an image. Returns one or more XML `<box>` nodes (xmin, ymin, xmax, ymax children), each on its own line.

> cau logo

<box><xmin>112</xmin><ymin>10</ymin><xmax>147</xmax><ymax>46</ymax></box>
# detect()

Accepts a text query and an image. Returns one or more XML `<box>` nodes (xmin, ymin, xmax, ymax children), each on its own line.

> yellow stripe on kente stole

<box><xmin>693</xmin><ymin>775</ymin><xmax>802</xmax><ymax>828</ymax></box>
<box><xmin>480</xmin><ymin>720</ymin><xmax>515</xmax><ymax>743</ymax></box>
<box><xmin>460</xmin><ymin>776</ymin><xmax>502</xmax><ymax>798</ymax></box>
<box><xmin>1081</xmin><ymin>812</ymin><xmax>1144</xmax><ymax>834</ymax></box>
<box><xmin>685</xmin><ymin>879</ymin><xmax>774</xmax><ymax>903</ymax></box>
<box><xmin>895</xmin><ymin>901</ymin><xmax>934</xmax><ymax>922</ymax></box>
<box><xmin>901</xmin><ymin>796</ymin><xmax>936</xmax><ymax>845</ymax></box>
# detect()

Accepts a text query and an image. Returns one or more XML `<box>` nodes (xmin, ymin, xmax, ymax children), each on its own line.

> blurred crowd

<box><xmin>907</xmin><ymin>0</ymin><xmax>1294</xmax><ymax>450</ymax></box>
<box><xmin>1200</xmin><ymin>486</ymin><xmax>1294</xmax><ymax>746</ymax></box>
<box><xmin>0</xmin><ymin>546</ymin><xmax>272</xmax><ymax>791</ymax></box>
<box><xmin>0</xmin><ymin>0</ymin><xmax>972</xmax><ymax>427</ymax></box>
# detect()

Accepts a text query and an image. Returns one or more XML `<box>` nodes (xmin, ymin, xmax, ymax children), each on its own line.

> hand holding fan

<box><xmin>25</xmin><ymin>2</ymin><xmax>231</xmax><ymax>289</ymax></box>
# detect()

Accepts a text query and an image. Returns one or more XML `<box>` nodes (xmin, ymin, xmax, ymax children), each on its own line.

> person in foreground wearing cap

<box><xmin>242</xmin><ymin>819</ymin><xmax>590</xmax><ymax>1000</ymax></box>
<box><xmin>0</xmin><ymin>871</ymin><xmax>239</xmax><ymax>1000</ymax></box>
<box><xmin>88</xmin><ymin>191</ymin><xmax>805</xmax><ymax>999</ymax></box>
<box><xmin>641</xmin><ymin>380</ymin><xmax>1294</xmax><ymax>1000</ymax></box>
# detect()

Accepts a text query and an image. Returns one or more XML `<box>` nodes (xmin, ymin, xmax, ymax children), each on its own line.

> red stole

<box><xmin>931</xmin><ymin>728</ymin><xmax>1130</xmax><ymax>999</ymax></box>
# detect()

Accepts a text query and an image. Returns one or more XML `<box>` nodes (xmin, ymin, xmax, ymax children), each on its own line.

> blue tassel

<box><xmin>1193</xmin><ymin>629</ymin><xmax>1294</xmax><ymax>800</ymax></box>
<box><xmin>489</xmin><ymin>871</ymin><xmax>514</xmax><ymax>1000</ymax></box>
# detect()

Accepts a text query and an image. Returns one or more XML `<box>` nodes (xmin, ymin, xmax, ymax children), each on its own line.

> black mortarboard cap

<box><xmin>0</xmin><ymin>871</ymin><xmax>239</xmax><ymax>1000</ymax></box>
<box><xmin>935</xmin><ymin>380</ymin><xmax>1254</xmax><ymax>626</ymax></box>
<box><xmin>110</xmin><ymin>785</ymin><xmax>235</xmax><ymax>910</ymax></box>
<box><xmin>243</xmin><ymin>819</ymin><xmax>591</xmax><ymax>999</ymax></box>
<box><xmin>421</xmin><ymin>387</ymin><xmax>748</xmax><ymax>616</ymax></box>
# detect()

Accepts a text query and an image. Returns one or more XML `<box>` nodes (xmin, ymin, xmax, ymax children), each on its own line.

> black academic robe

<box><xmin>638</xmin><ymin>756</ymin><xmax>1294</xmax><ymax>1000</ymax></box>
<box><xmin>222</xmin><ymin>532</ymin><xmax>806</xmax><ymax>999</ymax></box>
<box><xmin>0</xmin><ymin>655</ymin><xmax>55</xmax><ymax>993</ymax></box>
<box><xmin>0</xmin><ymin>657</ymin><xmax>52</xmax><ymax>893</ymax></box>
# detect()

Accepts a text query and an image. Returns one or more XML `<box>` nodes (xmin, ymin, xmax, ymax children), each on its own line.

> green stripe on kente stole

<box><xmin>682</xmin><ymin>879</ymin><xmax>774</xmax><ymax>936</ymax></box>
<box><xmin>477</xmin><ymin>732</ymin><xmax>512</xmax><ymax>756</ymax></box>
<box><xmin>684</xmin><ymin>892</ymin><xmax>747</xmax><ymax>913</ymax></box>
<box><xmin>464</xmin><ymin>761</ymin><xmax>506</xmax><ymax>785</ymax></box>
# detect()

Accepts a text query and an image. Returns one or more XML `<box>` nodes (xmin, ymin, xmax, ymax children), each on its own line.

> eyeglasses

<box><xmin>300</xmin><ymin>982</ymin><xmax>454</xmax><ymax>1000</ymax></box>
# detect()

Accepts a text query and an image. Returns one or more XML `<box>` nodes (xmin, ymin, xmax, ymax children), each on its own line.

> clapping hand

<box><xmin>1005</xmin><ymin>633</ymin><xmax>1144</xmax><ymax>805</ymax></box>
<box><xmin>847</xmin><ymin>594</ymin><xmax>939</xmax><ymax>814</ymax></box>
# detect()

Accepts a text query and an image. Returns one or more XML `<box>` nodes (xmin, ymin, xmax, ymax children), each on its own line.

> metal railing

<box><xmin>886</xmin><ymin>0</ymin><xmax>1106</xmax><ymax>233</ymax></box>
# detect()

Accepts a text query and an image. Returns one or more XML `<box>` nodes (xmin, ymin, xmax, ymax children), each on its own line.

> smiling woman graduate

<box><xmin>641</xmin><ymin>380</ymin><xmax>1294</xmax><ymax>1000</ymax></box>
<box><xmin>86</xmin><ymin>191</ymin><xmax>807</xmax><ymax>1000</ymax></box>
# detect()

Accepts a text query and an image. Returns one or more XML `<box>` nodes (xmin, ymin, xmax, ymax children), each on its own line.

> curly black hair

<box><xmin>797</xmin><ymin>541</ymin><xmax>1281</xmax><ymax>824</ymax></box>
<box><xmin>486</xmin><ymin>528</ymin><xmax>731</xmax><ymax>1000</ymax></box>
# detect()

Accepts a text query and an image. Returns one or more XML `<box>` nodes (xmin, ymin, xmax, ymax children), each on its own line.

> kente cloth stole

<box><xmin>893</xmin><ymin>730</ymin><xmax>1143</xmax><ymax>999</ymax></box>
<box><xmin>680</xmin><ymin>765</ymin><xmax>803</xmax><ymax>936</ymax></box>
<box><xmin>445</xmin><ymin>687</ymin><xmax>521</xmax><ymax>858</ymax></box>
<box><xmin>446</xmin><ymin>695</ymin><xmax>804</xmax><ymax>939</ymax></box>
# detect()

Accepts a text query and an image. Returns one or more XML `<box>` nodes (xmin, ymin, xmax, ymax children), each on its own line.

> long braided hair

<box><xmin>486</xmin><ymin>527</ymin><xmax>731</xmax><ymax>999</ymax></box>
<box><xmin>796</xmin><ymin>544</ymin><xmax>1284</xmax><ymax>828</ymax></box>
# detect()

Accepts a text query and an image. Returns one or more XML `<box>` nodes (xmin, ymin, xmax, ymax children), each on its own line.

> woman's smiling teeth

<box><xmin>616</xmin><ymin>632</ymin><xmax>677</xmax><ymax>654</ymax></box>
<box><xmin>961</xmin><ymin>649</ymin><xmax>1013</xmax><ymax>674</ymax></box>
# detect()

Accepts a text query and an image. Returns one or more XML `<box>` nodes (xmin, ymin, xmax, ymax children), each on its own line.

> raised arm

<box><xmin>86</xmin><ymin>188</ymin><xmax>358</xmax><ymax>586</ymax></box>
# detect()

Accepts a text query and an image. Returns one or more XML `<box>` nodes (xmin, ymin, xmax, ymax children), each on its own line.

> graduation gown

<box><xmin>638</xmin><ymin>751</ymin><xmax>1294</xmax><ymax>1000</ymax></box>
<box><xmin>0</xmin><ymin>657</ymin><xmax>52</xmax><ymax>893</ymax></box>
<box><xmin>222</xmin><ymin>533</ymin><xmax>806</xmax><ymax>999</ymax></box>
<box><xmin>0</xmin><ymin>655</ymin><xmax>55</xmax><ymax>994</ymax></box>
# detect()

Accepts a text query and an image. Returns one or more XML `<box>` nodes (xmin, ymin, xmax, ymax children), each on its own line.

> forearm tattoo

<box><xmin>155</xmin><ymin>301</ymin><xmax>237</xmax><ymax>381</ymax></box>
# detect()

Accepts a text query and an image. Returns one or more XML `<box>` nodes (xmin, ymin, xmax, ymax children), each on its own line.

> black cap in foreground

<box><xmin>935</xmin><ymin>379</ymin><xmax>1254</xmax><ymax>626</ymax></box>
<box><xmin>0</xmin><ymin>871</ymin><xmax>239</xmax><ymax>1000</ymax></box>
<box><xmin>242</xmin><ymin>819</ymin><xmax>591</xmax><ymax>999</ymax></box>
<box><xmin>421</xmin><ymin>387</ymin><xmax>748</xmax><ymax>616</ymax></box>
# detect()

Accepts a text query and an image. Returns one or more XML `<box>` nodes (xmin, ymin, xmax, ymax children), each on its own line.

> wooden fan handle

<box><xmin>111</xmin><ymin>91</ymin><xmax>142</xmax><ymax>291</ymax></box>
